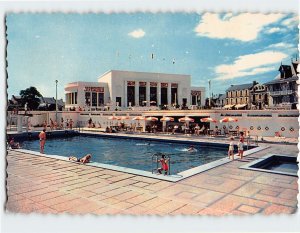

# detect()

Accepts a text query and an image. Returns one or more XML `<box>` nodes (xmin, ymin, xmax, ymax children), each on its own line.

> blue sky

<box><xmin>6</xmin><ymin>13</ymin><xmax>299</xmax><ymax>99</ymax></box>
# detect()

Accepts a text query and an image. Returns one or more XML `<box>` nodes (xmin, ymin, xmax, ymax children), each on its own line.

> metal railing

<box><xmin>246</xmin><ymin>135</ymin><xmax>258</xmax><ymax>150</ymax></box>
<box><xmin>152</xmin><ymin>153</ymin><xmax>171</xmax><ymax>175</ymax></box>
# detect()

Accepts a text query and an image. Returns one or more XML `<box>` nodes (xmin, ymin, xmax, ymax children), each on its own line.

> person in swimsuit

<box><xmin>69</xmin><ymin>154</ymin><xmax>92</xmax><ymax>164</ymax></box>
<box><xmin>9</xmin><ymin>137</ymin><xmax>20</xmax><ymax>149</ymax></box>
<box><xmin>157</xmin><ymin>154</ymin><xmax>169</xmax><ymax>175</ymax></box>
<box><xmin>187</xmin><ymin>145</ymin><xmax>196</xmax><ymax>152</ymax></box>
<box><xmin>39</xmin><ymin>129</ymin><xmax>46</xmax><ymax>154</ymax></box>
<box><xmin>228</xmin><ymin>137</ymin><xmax>234</xmax><ymax>160</ymax></box>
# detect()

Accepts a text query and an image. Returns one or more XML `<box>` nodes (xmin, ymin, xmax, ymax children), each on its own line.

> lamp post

<box><xmin>55</xmin><ymin>80</ymin><xmax>58</xmax><ymax>124</ymax></box>
<box><xmin>208</xmin><ymin>79</ymin><xmax>211</xmax><ymax>108</ymax></box>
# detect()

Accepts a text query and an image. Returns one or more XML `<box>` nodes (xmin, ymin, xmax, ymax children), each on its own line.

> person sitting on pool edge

<box><xmin>157</xmin><ymin>154</ymin><xmax>169</xmax><ymax>175</ymax></box>
<box><xmin>69</xmin><ymin>154</ymin><xmax>92</xmax><ymax>164</ymax></box>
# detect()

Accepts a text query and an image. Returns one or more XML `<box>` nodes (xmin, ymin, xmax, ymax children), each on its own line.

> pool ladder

<box><xmin>151</xmin><ymin>153</ymin><xmax>171</xmax><ymax>175</ymax></box>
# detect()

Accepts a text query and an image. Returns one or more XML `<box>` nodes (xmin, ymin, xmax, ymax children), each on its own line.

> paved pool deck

<box><xmin>6</xmin><ymin>132</ymin><xmax>298</xmax><ymax>215</ymax></box>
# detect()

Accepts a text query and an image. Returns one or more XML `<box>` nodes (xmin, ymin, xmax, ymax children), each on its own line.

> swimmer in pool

<box><xmin>69</xmin><ymin>154</ymin><xmax>92</xmax><ymax>164</ymax></box>
<box><xmin>187</xmin><ymin>145</ymin><xmax>196</xmax><ymax>152</ymax></box>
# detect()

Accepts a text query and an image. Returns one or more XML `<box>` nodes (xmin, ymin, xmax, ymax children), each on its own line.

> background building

<box><xmin>65</xmin><ymin>70</ymin><xmax>206</xmax><ymax>110</ymax></box>
<box><xmin>249</xmin><ymin>83</ymin><xmax>268</xmax><ymax>109</ymax></box>
<box><xmin>225</xmin><ymin>83</ymin><xmax>254</xmax><ymax>109</ymax></box>
<box><xmin>264</xmin><ymin>60</ymin><xmax>299</xmax><ymax>109</ymax></box>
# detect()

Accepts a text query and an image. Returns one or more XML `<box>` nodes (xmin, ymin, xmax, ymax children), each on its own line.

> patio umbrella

<box><xmin>178</xmin><ymin>116</ymin><xmax>194</xmax><ymax>123</ymax></box>
<box><xmin>145</xmin><ymin>116</ymin><xmax>159</xmax><ymax>121</ymax></box>
<box><xmin>160</xmin><ymin>116</ymin><xmax>174</xmax><ymax>132</ymax></box>
<box><xmin>219</xmin><ymin>117</ymin><xmax>238</xmax><ymax>123</ymax></box>
<box><xmin>132</xmin><ymin>116</ymin><xmax>145</xmax><ymax>121</ymax></box>
<box><xmin>160</xmin><ymin>116</ymin><xmax>174</xmax><ymax>122</ymax></box>
<box><xmin>119</xmin><ymin>116</ymin><xmax>129</xmax><ymax>122</ymax></box>
<box><xmin>200</xmin><ymin>117</ymin><xmax>217</xmax><ymax>123</ymax></box>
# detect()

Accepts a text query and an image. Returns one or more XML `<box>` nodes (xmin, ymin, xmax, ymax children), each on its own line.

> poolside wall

<box><xmin>7</xmin><ymin>110</ymin><xmax>299</xmax><ymax>138</ymax></box>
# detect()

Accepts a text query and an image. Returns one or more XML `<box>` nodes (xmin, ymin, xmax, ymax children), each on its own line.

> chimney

<box><xmin>253</xmin><ymin>81</ymin><xmax>257</xmax><ymax>86</ymax></box>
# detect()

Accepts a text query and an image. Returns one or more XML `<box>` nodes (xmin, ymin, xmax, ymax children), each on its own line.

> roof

<box><xmin>226</xmin><ymin>83</ymin><xmax>253</xmax><ymax>91</ymax></box>
<box><xmin>264</xmin><ymin>75</ymin><xmax>298</xmax><ymax>85</ymax></box>
<box><xmin>219</xmin><ymin>94</ymin><xmax>226</xmax><ymax>100</ymax></box>
<box><xmin>40</xmin><ymin>97</ymin><xmax>64</xmax><ymax>106</ymax></box>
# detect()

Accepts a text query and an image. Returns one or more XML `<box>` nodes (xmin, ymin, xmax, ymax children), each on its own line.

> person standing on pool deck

<box><xmin>228</xmin><ymin>137</ymin><xmax>234</xmax><ymax>160</ymax></box>
<box><xmin>237</xmin><ymin>138</ymin><xmax>244</xmax><ymax>159</ymax></box>
<box><xmin>239</xmin><ymin>131</ymin><xmax>245</xmax><ymax>143</ymax></box>
<box><xmin>39</xmin><ymin>129</ymin><xmax>46</xmax><ymax>154</ymax></box>
<box><xmin>157</xmin><ymin>154</ymin><xmax>169</xmax><ymax>175</ymax></box>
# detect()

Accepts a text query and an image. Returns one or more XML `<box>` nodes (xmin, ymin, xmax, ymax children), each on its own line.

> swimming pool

<box><xmin>21</xmin><ymin>135</ymin><xmax>231</xmax><ymax>174</ymax></box>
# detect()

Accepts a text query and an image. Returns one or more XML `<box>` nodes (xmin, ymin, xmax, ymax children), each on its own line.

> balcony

<box><xmin>269</xmin><ymin>90</ymin><xmax>294</xmax><ymax>96</ymax></box>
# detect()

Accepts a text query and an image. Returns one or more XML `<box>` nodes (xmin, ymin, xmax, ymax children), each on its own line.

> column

<box><xmin>146</xmin><ymin>82</ymin><xmax>150</xmax><ymax>106</ymax></box>
<box><xmin>135</xmin><ymin>82</ymin><xmax>139</xmax><ymax>106</ymax></box>
<box><xmin>124</xmin><ymin>81</ymin><xmax>128</xmax><ymax>107</ymax></box>
<box><xmin>177</xmin><ymin>84</ymin><xmax>182</xmax><ymax>105</ymax></box>
<box><xmin>157</xmin><ymin>83</ymin><xmax>161</xmax><ymax>106</ymax></box>
<box><xmin>167</xmin><ymin>83</ymin><xmax>172</xmax><ymax>106</ymax></box>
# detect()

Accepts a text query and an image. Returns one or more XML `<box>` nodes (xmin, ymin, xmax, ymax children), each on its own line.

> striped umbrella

<box><xmin>119</xmin><ymin>116</ymin><xmax>129</xmax><ymax>121</ymax></box>
<box><xmin>200</xmin><ymin>117</ymin><xmax>217</xmax><ymax>123</ymax></box>
<box><xmin>178</xmin><ymin>116</ymin><xmax>194</xmax><ymax>123</ymax></box>
<box><xmin>160</xmin><ymin>116</ymin><xmax>174</xmax><ymax>122</ymax></box>
<box><xmin>108</xmin><ymin>116</ymin><xmax>119</xmax><ymax>120</ymax></box>
<box><xmin>145</xmin><ymin>116</ymin><xmax>158</xmax><ymax>122</ymax></box>
<box><xmin>132</xmin><ymin>116</ymin><xmax>145</xmax><ymax>121</ymax></box>
<box><xmin>219</xmin><ymin>117</ymin><xmax>238</xmax><ymax>123</ymax></box>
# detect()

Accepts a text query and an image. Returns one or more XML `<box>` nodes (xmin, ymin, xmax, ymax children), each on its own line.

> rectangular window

<box><xmin>139</xmin><ymin>86</ymin><xmax>146</xmax><ymax>106</ymax></box>
<box><xmin>171</xmin><ymin>88</ymin><xmax>178</xmax><ymax>105</ymax></box>
<box><xmin>116</xmin><ymin>97</ymin><xmax>121</xmax><ymax>107</ymax></box>
<box><xmin>74</xmin><ymin>92</ymin><xmax>77</xmax><ymax>104</ymax></box>
<box><xmin>150</xmin><ymin>87</ymin><xmax>157</xmax><ymax>105</ymax></box>
<box><xmin>98</xmin><ymin>93</ymin><xmax>104</xmax><ymax>106</ymax></box>
<box><xmin>192</xmin><ymin>95</ymin><xmax>196</xmax><ymax>105</ymax></box>
<box><xmin>85</xmin><ymin>92</ymin><xmax>91</xmax><ymax>106</ymax></box>
<box><xmin>127</xmin><ymin>86</ymin><xmax>135</xmax><ymax>106</ymax></box>
<box><xmin>92</xmin><ymin>92</ymin><xmax>97</xmax><ymax>107</ymax></box>
<box><xmin>161</xmin><ymin>87</ymin><xmax>168</xmax><ymax>105</ymax></box>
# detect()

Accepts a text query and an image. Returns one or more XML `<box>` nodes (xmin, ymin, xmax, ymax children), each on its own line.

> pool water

<box><xmin>21</xmin><ymin>135</ymin><xmax>229</xmax><ymax>174</ymax></box>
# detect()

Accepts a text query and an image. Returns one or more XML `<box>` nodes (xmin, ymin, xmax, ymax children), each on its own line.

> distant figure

<box><xmin>9</xmin><ymin>137</ymin><xmax>20</xmax><ymax>149</ymax></box>
<box><xmin>172</xmin><ymin>125</ymin><xmax>178</xmax><ymax>134</ymax></box>
<box><xmin>187</xmin><ymin>145</ymin><xmax>196</xmax><ymax>152</ymax></box>
<box><xmin>50</xmin><ymin>118</ymin><xmax>54</xmax><ymax>131</ymax></box>
<box><xmin>157</xmin><ymin>154</ymin><xmax>169</xmax><ymax>175</ymax></box>
<box><xmin>228</xmin><ymin>137</ymin><xmax>234</xmax><ymax>160</ymax></box>
<box><xmin>43</xmin><ymin>120</ymin><xmax>47</xmax><ymax>130</ymax></box>
<box><xmin>194</xmin><ymin>124</ymin><xmax>200</xmax><ymax>136</ymax></box>
<box><xmin>239</xmin><ymin>131</ymin><xmax>245</xmax><ymax>143</ymax></box>
<box><xmin>237</xmin><ymin>139</ymin><xmax>244</xmax><ymax>159</ymax></box>
<box><xmin>54</xmin><ymin>121</ymin><xmax>58</xmax><ymax>130</ymax></box>
<box><xmin>69</xmin><ymin>119</ymin><xmax>73</xmax><ymax>129</ymax></box>
<box><xmin>39</xmin><ymin>129</ymin><xmax>46</xmax><ymax>154</ymax></box>
<box><xmin>88</xmin><ymin>118</ymin><xmax>92</xmax><ymax>128</ymax></box>
<box><xmin>61</xmin><ymin>117</ymin><xmax>64</xmax><ymax>129</ymax></box>
<box><xmin>69</xmin><ymin>154</ymin><xmax>92</xmax><ymax>164</ymax></box>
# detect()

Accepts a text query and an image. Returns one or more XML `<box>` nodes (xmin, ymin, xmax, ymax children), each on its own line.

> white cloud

<box><xmin>266</xmin><ymin>27</ymin><xmax>281</xmax><ymax>34</ymax></box>
<box><xmin>215</xmin><ymin>51</ymin><xmax>288</xmax><ymax>80</ymax></box>
<box><xmin>267</xmin><ymin>42</ymin><xmax>293</xmax><ymax>49</ymax></box>
<box><xmin>194</xmin><ymin>13</ymin><xmax>284</xmax><ymax>42</ymax></box>
<box><xmin>281</xmin><ymin>15</ymin><xmax>299</xmax><ymax>28</ymax></box>
<box><xmin>128</xmin><ymin>29</ymin><xmax>145</xmax><ymax>38</ymax></box>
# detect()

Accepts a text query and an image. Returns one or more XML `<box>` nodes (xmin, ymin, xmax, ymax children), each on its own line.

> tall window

<box><xmin>127</xmin><ymin>86</ymin><xmax>135</xmax><ymax>106</ymax></box>
<box><xmin>139</xmin><ymin>86</ymin><xmax>146</xmax><ymax>106</ymax></box>
<box><xmin>85</xmin><ymin>92</ymin><xmax>91</xmax><ymax>106</ymax></box>
<box><xmin>192</xmin><ymin>95</ymin><xmax>196</xmax><ymax>105</ymax></box>
<box><xmin>116</xmin><ymin>97</ymin><xmax>122</xmax><ymax>107</ymax></box>
<box><xmin>150</xmin><ymin>87</ymin><xmax>157</xmax><ymax>105</ymax></box>
<box><xmin>171</xmin><ymin>88</ymin><xmax>178</xmax><ymax>105</ymax></box>
<box><xmin>98</xmin><ymin>93</ymin><xmax>104</xmax><ymax>106</ymax></box>
<box><xmin>161</xmin><ymin>87</ymin><xmax>168</xmax><ymax>105</ymax></box>
<box><xmin>92</xmin><ymin>92</ymin><xmax>97</xmax><ymax>107</ymax></box>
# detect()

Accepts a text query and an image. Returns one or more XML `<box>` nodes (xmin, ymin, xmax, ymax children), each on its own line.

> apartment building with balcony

<box><xmin>264</xmin><ymin>60</ymin><xmax>299</xmax><ymax>109</ymax></box>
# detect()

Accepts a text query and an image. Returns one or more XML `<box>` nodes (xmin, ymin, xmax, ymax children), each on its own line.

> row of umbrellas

<box><xmin>107</xmin><ymin>116</ymin><xmax>238</xmax><ymax>123</ymax></box>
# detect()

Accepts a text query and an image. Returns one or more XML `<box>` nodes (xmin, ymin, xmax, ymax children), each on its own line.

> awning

<box><xmin>223</xmin><ymin>105</ymin><xmax>234</xmax><ymax>109</ymax></box>
<box><xmin>235</xmin><ymin>104</ymin><xmax>247</xmax><ymax>109</ymax></box>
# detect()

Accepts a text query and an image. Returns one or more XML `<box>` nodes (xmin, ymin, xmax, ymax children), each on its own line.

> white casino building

<box><xmin>64</xmin><ymin>70</ymin><xmax>205</xmax><ymax>110</ymax></box>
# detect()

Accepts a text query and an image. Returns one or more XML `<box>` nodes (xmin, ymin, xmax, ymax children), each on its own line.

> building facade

<box><xmin>64</xmin><ymin>70</ymin><xmax>206</xmax><ymax>110</ymax></box>
<box><xmin>225</xmin><ymin>83</ymin><xmax>254</xmax><ymax>109</ymax></box>
<box><xmin>264</xmin><ymin>60</ymin><xmax>299</xmax><ymax>109</ymax></box>
<box><xmin>249</xmin><ymin>83</ymin><xmax>268</xmax><ymax>109</ymax></box>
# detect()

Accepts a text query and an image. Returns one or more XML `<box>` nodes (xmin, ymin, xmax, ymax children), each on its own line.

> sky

<box><xmin>6</xmin><ymin>12</ymin><xmax>299</xmax><ymax>99</ymax></box>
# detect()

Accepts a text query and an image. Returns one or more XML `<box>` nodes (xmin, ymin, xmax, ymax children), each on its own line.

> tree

<box><xmin>19</xmin><ymin>86</ymin><xmax>42</xmax><ymax>110</ymax></box>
